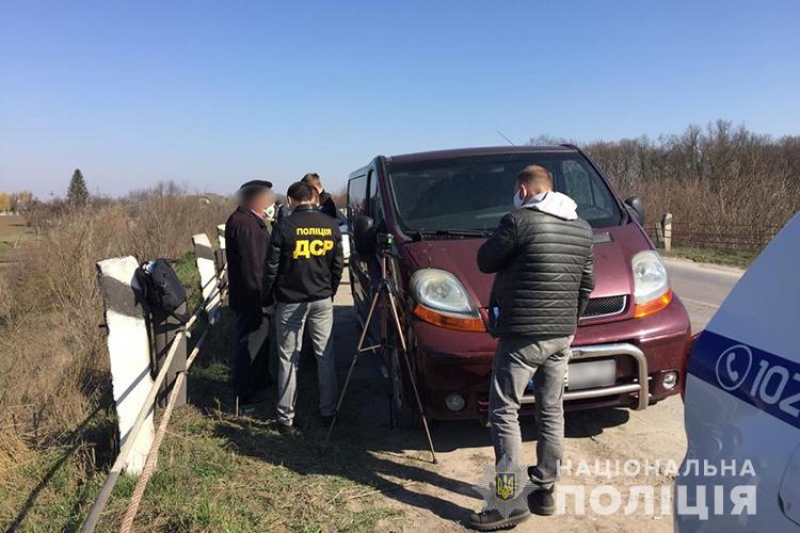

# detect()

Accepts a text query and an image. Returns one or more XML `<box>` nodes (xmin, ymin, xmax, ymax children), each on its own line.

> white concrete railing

<box><xmin>82</xmin><ymin>231</ymin><xmax>227</xmax><ymax>533</ymax></box>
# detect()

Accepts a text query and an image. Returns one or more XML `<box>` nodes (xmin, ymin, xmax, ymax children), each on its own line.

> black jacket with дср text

<box><xmin>263</xmin><ymin>204</ymin><xmax>344</xmax><ymax>303</ymax></box>
<box><xmin>478</xmin><ymin>200</ymin><xmax>594</xmax><ymax>339</ymax></box>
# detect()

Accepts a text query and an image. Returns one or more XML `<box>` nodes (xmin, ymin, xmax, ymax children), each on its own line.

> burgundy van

<box><xmin>347</xmin><ymin>146</ymin><xmax>691</xmax><ymax>426</ymax></box>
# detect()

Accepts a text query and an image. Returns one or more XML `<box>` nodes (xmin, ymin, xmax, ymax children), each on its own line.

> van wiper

<box><xmin>420</xmin><ymin>229</ymin><xmax>491</xmax><ymax>238</ymax></box>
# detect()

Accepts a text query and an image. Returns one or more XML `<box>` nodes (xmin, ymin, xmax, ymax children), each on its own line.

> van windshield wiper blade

<box><xmin>420</xmin><ymin>229</ymin><xmax>491</xmax><ymax>237</ymax></box>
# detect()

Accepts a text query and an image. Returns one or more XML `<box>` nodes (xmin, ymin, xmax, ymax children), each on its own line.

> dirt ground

<box><xmin>330</xmin><ymin>272</ymin><xmax>689</xmax><ymax>533</ymax></box>
<box><xmin>0</xmin><ymin>214</ymin><xmax>28</xmax><ymax>264</ymax></box>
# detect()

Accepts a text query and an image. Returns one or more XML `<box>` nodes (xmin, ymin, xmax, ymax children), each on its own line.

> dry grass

<box><xmin>0</xmin><ymin>186</ymin><xmax>395</xmax><ymax>532</ymax></box>
<box><xmin>0</xmin><ymin>186</ymin><xmax>231</xmax><ymax>437</ymax></box>
<box><xmin>0</xmin><ymin>185</ymin><xmax>232</xmax><ymax>482</ymax></box>
<box><xmin>0</xmin><ymin>214</ymin><xmax>30</xmax><ymax>264</ymax></box>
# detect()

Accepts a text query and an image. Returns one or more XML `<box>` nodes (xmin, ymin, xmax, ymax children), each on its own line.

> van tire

<box><xmin>387</xmin><ymin>347</ymin><xmax>420</xmax><ymax>429</ymax></box>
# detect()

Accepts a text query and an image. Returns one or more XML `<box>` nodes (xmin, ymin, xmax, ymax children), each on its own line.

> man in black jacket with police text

<box><xmin>264</xmin><ymin>181</ymin><xmax>344</xmax><ymax>435</ymax></box>
<box><xmin>468</xmin><ymin>165</ymin><xmax>594</xmax><ymax>531</ymax></box>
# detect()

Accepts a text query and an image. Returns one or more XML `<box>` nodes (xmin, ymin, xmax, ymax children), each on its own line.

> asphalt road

<box><xmin>664</xmin><ymin>257</ymin><xmax>744</xmax><ymax>332</ymax></box>
<box><xmin>332</xmin><ymin>259</ymin><xmax>745</xmax><ymax>532</ymax></box>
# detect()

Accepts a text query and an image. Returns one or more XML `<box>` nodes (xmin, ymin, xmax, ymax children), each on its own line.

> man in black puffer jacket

<box><xmin>468</xmin><ymin>165</ymin><xmax>594</xmax><ymax>531</ymax></box>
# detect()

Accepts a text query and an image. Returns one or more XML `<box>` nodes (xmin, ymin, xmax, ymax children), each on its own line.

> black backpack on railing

<box><xmin>139</xmin><ymin>259</ymin><xmax>190</xmax><ymax>322</ymax></box>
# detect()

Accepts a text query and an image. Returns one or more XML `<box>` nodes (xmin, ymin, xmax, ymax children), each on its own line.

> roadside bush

<box><xmin>532</xmin><ymin>121</ymin><xmax>800</xmax><ymax>251</ymax></box>
<box><xmin>0</xmin><ymin>184</ymin><xmax>232</xmax><ymax>462</ymax></box>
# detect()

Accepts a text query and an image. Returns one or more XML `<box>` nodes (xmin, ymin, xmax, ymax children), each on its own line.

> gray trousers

<box><xmin>489</xmin><ymin>335</ymin><xmax>572</xmax><ymax>489</ymax></box>
<box><xmin>275</xmin><ymin>298</ymin><xmax>337</xmax><ymax>426</ymax></box>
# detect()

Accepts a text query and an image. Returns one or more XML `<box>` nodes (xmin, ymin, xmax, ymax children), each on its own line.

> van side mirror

<box><xmin>624</xmin><ymin>196</ymin><xmax>645</xmax><ymax>226</ymax></box>
<box><xmin>353</xmin><ymin>215</ymin><xmax>377</xmax><ymax>255</ymax></box>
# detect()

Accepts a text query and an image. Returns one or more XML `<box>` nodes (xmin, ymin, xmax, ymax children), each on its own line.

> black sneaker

<box><xmin>276</xmin><ymin>423</ymin><xmax>299</xmax><ymax>437</ymax></box>
<box><xmin>528</xmin><ymin>486</ymin><xmax>555</xmax><ymax>516</ymax></box>
<box><xmin>466</xmin><ymin>508</ymin><xmax>529</xmax><ymax>531</ymax></box>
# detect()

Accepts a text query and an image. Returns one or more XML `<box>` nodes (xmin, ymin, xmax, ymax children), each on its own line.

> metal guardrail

<box><xmin>80</xmin><ymin>244</ymin><xmax>227</xmax><ymax>533</ymax></box>
<box><xmin>648</xmin><ymin>218</ymin><xmax>783</xmax><ymax>252</ymax></box>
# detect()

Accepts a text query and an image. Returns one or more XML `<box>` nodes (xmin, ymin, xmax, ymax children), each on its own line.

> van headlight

<box><xmin>410</xmin><ymin>269</ymin><xmax>485</xmax><ymax>331</ymax></box>
<box><xmin>631</xmin><ymin>250</ymin><xmax>673</xmax><ymax>318</ymax></box>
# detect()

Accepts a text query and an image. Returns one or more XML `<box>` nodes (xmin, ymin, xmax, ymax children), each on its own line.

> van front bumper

<box><xmin>410</xmin><ymin>296</ymin><xmax>691</xmax><ymax>421</ymax></box>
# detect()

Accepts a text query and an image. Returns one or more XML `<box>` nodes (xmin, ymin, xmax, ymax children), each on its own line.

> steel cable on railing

<box><xmin>117</xmin><ymin>324</ymin><xmax>211</xmax><ymax>533</ymax></box>
<box><xmin>80</xmin><ymin>281</ymin><xmax>225</xmax><ymax>533</ymax></box>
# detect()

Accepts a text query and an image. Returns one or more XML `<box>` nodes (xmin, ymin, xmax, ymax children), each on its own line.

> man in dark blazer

<box><xmin>224</xmin><ymin>180</ymin><xmax>276</xmax><ymax>405</ymax></box>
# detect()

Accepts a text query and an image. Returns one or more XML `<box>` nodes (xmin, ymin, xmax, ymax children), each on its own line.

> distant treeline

<box><xmin>0</xmin><ymin>191</ymin><xmax>33</xmax><ymax>213</ymax></box>
<box><xmin>532</xmin><ymin>120</ymin><xmax>800</xmax><ymax>248</ymax></box>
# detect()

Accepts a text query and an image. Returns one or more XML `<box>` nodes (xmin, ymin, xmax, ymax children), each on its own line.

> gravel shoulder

<box><xmin>329</xmin><ymin>260</ymin><xmax>740</xmax><ymax>532</ymax></box>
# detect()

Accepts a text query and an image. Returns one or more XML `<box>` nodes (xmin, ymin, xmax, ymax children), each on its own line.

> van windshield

<box><xmin>386</xmin><ymin>152</ymin><xmax>624</xmax><ymax>232</ymax></box>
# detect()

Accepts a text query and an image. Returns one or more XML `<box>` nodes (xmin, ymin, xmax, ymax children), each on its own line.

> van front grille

<box><xmin>584</xmin><ymin>295</ymin><xmax>627</xmax><ymax>318</ymax></box>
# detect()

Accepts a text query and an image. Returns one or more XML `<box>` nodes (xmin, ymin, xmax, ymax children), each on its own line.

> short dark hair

<box><xmin>239</xmin><ymin>180</ymin><xmax>273</xmax><ymax>202</ymax></box>
<box><xmin>301</xmin><ymin>173</ymin><xmax>321</xmax><ymax>188</ymax></box>
<box><xmin>287</xmin><ymin>181</ymin><xmax>315</xmax><ymax>203</ymax></box>
<box><xmin>517</xmin><ymin>165</ymin><xmax>553</xmax><ymax>190</ymax></box>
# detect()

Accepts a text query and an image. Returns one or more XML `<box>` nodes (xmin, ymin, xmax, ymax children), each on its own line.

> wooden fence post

<box><xmin>661</xmin><ymin>213</ymin><xmax>673</xmax><ymax>252</ymax></box>
<box><xmin>96</xmin><ymin>256</ymin><xmax>155</xmax><ymax>475</ymax></box>
<box><xmin>192</xmin><ymin>233</ymin><xmax>222</xmax><ymax>324</ymax></box>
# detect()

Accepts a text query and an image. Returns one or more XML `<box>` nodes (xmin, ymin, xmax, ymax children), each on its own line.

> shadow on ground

<box><xmin>189</xmin><ymin>303</ymin><xmax>631</xmax><ymax>525</ymax></box>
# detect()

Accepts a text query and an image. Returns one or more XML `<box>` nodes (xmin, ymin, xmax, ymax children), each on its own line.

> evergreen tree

<box><xmin>67</xmin><ymin>169</ymin><xmax>89</xmax><ymax>206</ymax></box>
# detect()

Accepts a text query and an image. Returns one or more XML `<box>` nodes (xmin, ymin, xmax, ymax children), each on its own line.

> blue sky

<box><xmin>1</xmin><ymin>0</ymin><xmax>799</xmax><ymax>198</ymax></box>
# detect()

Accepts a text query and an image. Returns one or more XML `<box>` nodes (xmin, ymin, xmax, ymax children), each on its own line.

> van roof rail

<box><xmin>560</xmin><ymin>143</ymin><xmax>579</xmax><ymax>150</ymax></box>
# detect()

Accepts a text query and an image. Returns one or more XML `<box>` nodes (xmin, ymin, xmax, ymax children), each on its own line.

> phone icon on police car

<box><xmin>726</xmin><ymin>352</ymin><xmax>740</xmax><ymax>382</ymax></box>
<box><xmin>716</xmin><ymin>344</ymin><xmax>753</xmax><ymax>392</ymax></box>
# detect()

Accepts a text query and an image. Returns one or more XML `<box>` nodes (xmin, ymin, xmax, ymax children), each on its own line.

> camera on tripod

<box><xmin>351</xmin><ymin>215</ymin><xmax>395</xmax><ymax>257</ymax></box>
<box><xmin>376</xmin><ymin>232</ymin><xmax>394</xmax><ymax>250</ymax></box>
<box><xmin>324</xmin><ymin>214</ymin><xmax>438</xmax><ymax>463</ymax></box>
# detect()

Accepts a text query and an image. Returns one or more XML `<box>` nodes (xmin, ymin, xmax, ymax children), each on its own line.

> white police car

<box><xmin>676</xmin><ymin>212</ymin><xmax>800</xmax><ymax>531</ymax></box>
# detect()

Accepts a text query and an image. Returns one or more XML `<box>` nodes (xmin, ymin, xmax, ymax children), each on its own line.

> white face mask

<box><xmin>513</xmin><ymin>188</ymin><xmax>526</xmax><ymax>209</ymax></box>
<box><xmin>263</xmin><ymin>204</ymin><xmax>275</xmax><ymax>220</ymax></box>
<box><xmin>514</xmin><ymin>189</ymin><xmax>548</xmax><ymax>210</ymax></box>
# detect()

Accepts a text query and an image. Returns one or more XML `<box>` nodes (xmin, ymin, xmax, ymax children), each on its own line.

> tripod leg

<box><xmin>323</xmin><ymin>347</ymin><xmax>360</xmax><ymax>448</ymax></box>
<box><xmin>387</xmin><ymin>292</ymin><xmax>438</xmax><ymax>465</ymax></box>
<box><xmin>357</xmin><ymin>284</ymin><xmax>384</xmax><ymax>353</ymax></box>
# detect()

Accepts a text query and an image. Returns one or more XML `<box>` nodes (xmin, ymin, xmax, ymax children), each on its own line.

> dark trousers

<box><xmin>233</xmin><ymin>309</ymin><xmax>272</xmax><ymax>397</ymax></box>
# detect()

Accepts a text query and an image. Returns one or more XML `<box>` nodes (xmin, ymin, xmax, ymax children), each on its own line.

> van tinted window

<box><xmin>367</xmin><ymin>169</ymin><xmax>383</xmax><ymax>223</ymax></box>
<box><xmin>386</xmin><ymin>152</ymin><xmax>623</xmax><ymax>231</ymax></box>
<box><xmin>348</xmin><ymin>174</ymin><xmax>367</xmax><ymax>219</ymax></box>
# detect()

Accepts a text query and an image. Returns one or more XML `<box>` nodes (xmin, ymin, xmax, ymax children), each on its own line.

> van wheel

<box><xmin>388</xmin><ymin>347</ymin><xmax>420</xmax><ymax>429</ymax></box>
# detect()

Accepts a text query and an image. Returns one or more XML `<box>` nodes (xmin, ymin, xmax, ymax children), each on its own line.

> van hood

<box><xmin>403</xmin><ymin>223</ymin><xmax>648</xmax><ymax>309</ymax></box>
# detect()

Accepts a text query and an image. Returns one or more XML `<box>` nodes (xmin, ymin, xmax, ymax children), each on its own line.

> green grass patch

<box><xmin>662</xmin><ymin>246</ymin><xmax>754</xmax><ymax>269</ymax></box>
<box><xmin>3</xmin><ymin>406</ymin><xmax>396</xmax><ymax>532</ymax></box>
<box><xmin>1</xmin><ymin>259</ymin><xmax>399</xmax><ymax>533</ymax></box>
<box><xmin>173</xmin><ymin>252</ymin><xmax>203</xmax><ymax>310</ymax></box>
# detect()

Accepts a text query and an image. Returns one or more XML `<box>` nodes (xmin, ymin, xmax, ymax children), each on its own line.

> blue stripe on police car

<box><xmin>689</xmin><ymin>330</ymin><xmax>800</xmax><ymax>430</ymax></box>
